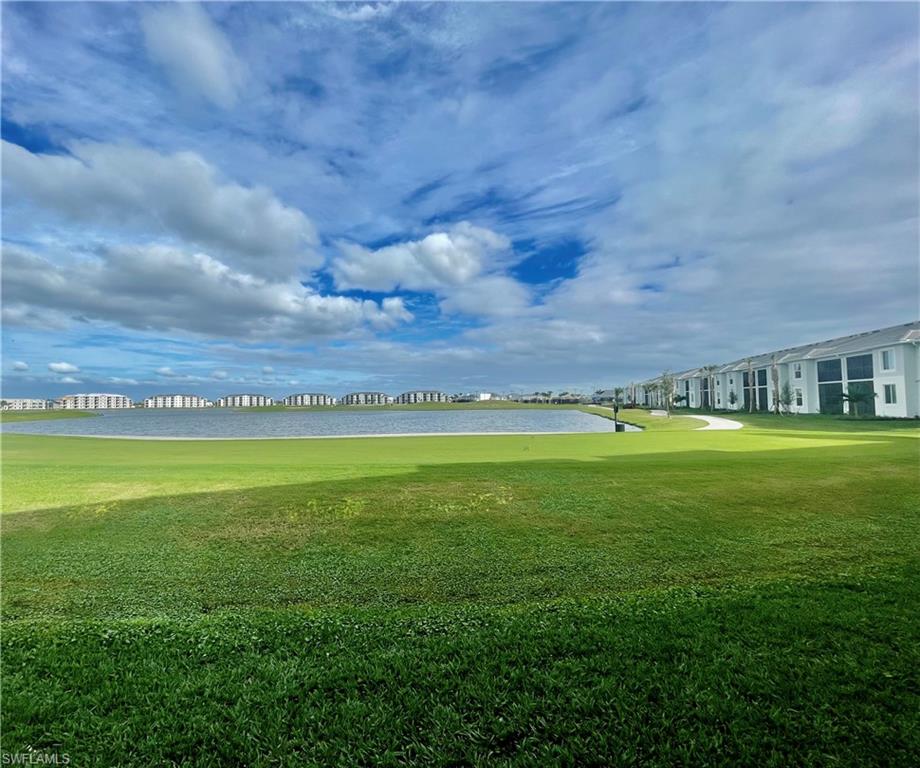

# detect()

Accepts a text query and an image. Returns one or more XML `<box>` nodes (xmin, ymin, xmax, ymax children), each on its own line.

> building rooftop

<box><xmin>644</xmin><ymin>321</ymin><xmax>920</xmax><ymax>384</ymax></box>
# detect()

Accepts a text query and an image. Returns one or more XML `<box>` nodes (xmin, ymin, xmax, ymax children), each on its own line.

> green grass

<box><xmin>2</xmin><ymin>412</ymin><xmax>918</xmax><ymax>765</ymax></box>
<box><xmin>0</xmin><ymin>409</ymin><xmax>95</xmax><ymax>423</ymax></box>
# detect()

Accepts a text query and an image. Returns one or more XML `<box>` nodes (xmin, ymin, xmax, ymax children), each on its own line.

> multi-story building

<box><xmin>1</xmin><ymin>398</ymin><xmax>52</xmax><ymax>410</ymax></box>
<box><xmin>282</xmin><ymin>393</ymin><xmax>336</xmax><ymax>406</ymax></box>
<box><xmin>637</xmin><ymin>321</ymin><xmax>920</xmax><ymax>418</ymax></box>
<box><xmin>341</xmin><ymin>392</ymin><xmax>392</xmax><ymax>406</ymax></box>
<box><xmin>56</xmin><ymin>393</ymin><xmax>133</xmax><ymax>409</ymax></box>
<box><xmin>143</xmin><ymin>394</ymin><xmax>212</xmax><ymax>409</ymax></box>
<box><xmin>395</xmin><ymin>390</ymin><xmax>449</xmax><ymax>404</ymax></box>
<box><xmin>216</xmin><ymin>394</ymin><xmax>274</xmax><ymax>408</ymax></box>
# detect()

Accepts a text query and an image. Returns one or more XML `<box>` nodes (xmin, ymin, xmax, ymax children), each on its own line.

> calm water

<box><xmin>0</xmin><ymin>408</ymin><xmax>637</xmax><ymax>439</ymax></box>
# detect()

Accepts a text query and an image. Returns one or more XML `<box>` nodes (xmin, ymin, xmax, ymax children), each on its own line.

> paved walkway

<box><xmin>649</xmin><ymin>410</ymin><xmax>744</xmax><ymax>430</ymax></box>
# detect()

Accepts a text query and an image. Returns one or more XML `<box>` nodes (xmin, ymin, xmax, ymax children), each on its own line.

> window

<box><xmin>884</xmin><ymin>384</ymin><xmax>897</xmax><ymax>404</ymax></box>
<box><xmin>817</xmin><ymin>359</ymin><xmax>842</xmax><ymax>383</ymax></box>
<box><xmin>818</xmin><ymin>383</ymin><xmax>844</xmax><ymax>414</ymax></box>
<box><xmin>846</xmin><ymin>354</ymin><xmax>873</xmax><ymax>381</ymax></box>
<box><xmin>795</xmin><ymin>388</ymin><xmax>803</xmax><ymax>407</ymax></box>
<box><xmin>881</xmin><ymin>350</ymin><xmax>894</xmax><ymax>371</ymax></box>
<box><xmin>793</xmin><ymin>363</ymin><xmax>802</xmax><ymax>379</ymax></box>
<box><xmin>729</xmin><ymin>377</ymin><xmax>733</xmax><ymax>385</ymax></box>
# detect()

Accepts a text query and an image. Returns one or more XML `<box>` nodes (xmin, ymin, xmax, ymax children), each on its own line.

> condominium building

<box><xmin>143</xmin><ymin>394</ymin><xmax>212</xmax><ymax>409</ymax></box>
<box><xmin>56</xmin><ymin>393</ymin><xmax>133</xmax><ymax>409</ymax></box>
<box><xmin>216</xmin><ymin>394</ymin><xmax>274</xmax><ymax>408</ymax></box>
<box><xmin>637</xmin><ymin>321</ymin><xmax>920</xmax><ymax>418</ymax></box>
<box><xmin>395</xmin><ymin>390</ymin><xmax>449</xmax><ymax>404</ymax></box>
<box><xmin>341</xmin><ymin>391</ymin><xmax>392</xmax><ymax>406</ymax></box>
<box><xmin>1</xmin><ymin>398</ymin><xmax>52</xmax><ymax>410</ymax></box>
<box><xmin>282</xmin><ymin>393</ymin><xmax>336</xmax><ymax>406</ymax></box>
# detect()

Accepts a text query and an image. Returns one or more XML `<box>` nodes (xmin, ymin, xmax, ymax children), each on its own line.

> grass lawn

<box><xmin>2</xmin><ymin>411</ymin><xmax>918</xmax><ymax>765</ymax></box>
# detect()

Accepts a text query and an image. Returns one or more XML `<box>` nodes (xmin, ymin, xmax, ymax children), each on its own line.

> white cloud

<box><xmin>156</xmin><ymin>367</ymin><xmax>177</xmax><ymax>377</ymax></box>
<box><xmin>325</xmin><ymin>3</ymin><xmax>395</xmax><ymax>23</ymax></box>
<box><xmin>262</xmin><ymin>366</ymin><xmax>274</xmax><ymax>374</ymax></box>
<box><xmin>109</xmin><ymin>377</ymin><xmax>139</xmax><ymax>385</ymax></box>
<box><xmin>12</xmin><ymin>361</ymin><xmax>29</xmax><ymax>371</ymax></box>
<box><xmin>59</xmin><ymin>376</ymin><xmax>81</xmax><ymax>384</ymax></box>
<box><xmin>2</xmin><ymin>141</ymin><xmax>320</xmax><ymax>279</ymax></box>
<box><xmin>3</xmin><ymin>243</ymin><xmax>412</xmax><ymax>342</ymax></box>
<box><xmin>212</xmin><ymin>370</ymin><xmax>229</xmax><ymax>380</ymax></box>
<box><xmin>48</xmin><ymin>361</ymin><xmax>79</xmax><ymax>374</ymax></box>
<box><xmin>141</xmin><ymin>4</ymin><xmax>245</xmax><ymax>109</ymax></box>
<box><xmin>332</xmin><ymin>222</ymin><xmax>511</xmax><ymax>292</ymax></box>
<box><xmin>439</xmin><ymin>275</ymin><xmax>532</xmax><ymax>318</ymax></box>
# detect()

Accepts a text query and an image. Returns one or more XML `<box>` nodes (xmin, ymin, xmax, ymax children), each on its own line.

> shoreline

<box><xmin>0</xmin><ymin>429</ymin><xmax>637</xmax><ymax>442</ymax></box>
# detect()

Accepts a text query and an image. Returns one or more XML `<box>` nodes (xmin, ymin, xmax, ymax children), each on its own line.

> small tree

<box><xmin>779</xmin><ymin>382</ymin><xmax>794</xmax><ymax>414</ymax></box>
<box><xmin>613</xmin><ymin>387</ymin><xmax>624</xmax><ymax>406</ymax></box>
<box><xmin>728</xmin><ymin>390</ymin><xmax>737</xmax><ymax>408</ymax></box>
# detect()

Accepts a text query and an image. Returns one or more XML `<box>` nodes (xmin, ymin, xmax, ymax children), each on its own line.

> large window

<box><xmin>793</xmin><ymin>363</ymin><xmax>802</xmax><ymax>379</ymax></box>
<box><xmin>846</xmin><ymin>381</ymin><xmax>876</xmax><ymax>416</ymax></box>
<box><xmin>846</xmin><ymin>354</ymin><xmax>874</xmax><ymax>382</ymax></box>
<box><xmin>795</xmin><ymin>388</ymin><xmax>803</xmax><ymax>407</ymax></box>
<box><xmin>881</xmin><ymin>349</ymin><xmax>894</xmax><ymax>371</ymax></box>
<box><xmin>819</xmin><ymin>383</ymin><xmax>844</xmax><ymax>414</ymax></box>
<box><xmin>817</xmin><ymin>359</ymin><xmax>842</xmax><ymax>383</ymax></box>
<box><xmin>884</xmin><ymin>384</ymin><xmax>897</xmax><ymax>404</ymax></box>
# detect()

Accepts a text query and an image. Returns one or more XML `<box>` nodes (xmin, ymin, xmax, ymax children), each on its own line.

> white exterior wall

<box><xmin>144</xmin><ymin>395</ymin><xmax>212</xmax><ymax>408</ymax></box>
<box><xmin>282</xmin><ymin>393</ymin><xmax>335</xmax><ymax>406</ymax></box>
<box><xmin>343</xmin><ymin>392</ymin><xmax>391</xmax><ymax>406</ymax></box>
<box><xmin>217</xmin><ymin>394</ymin><xmax>273</xmax><ymax>407</ymax></box>
<box><xmin>57</xmin><ymin>393</ymin><xmax>132</xmax><ymax>409</ymax></box>
<box><xmin>396</xmin><ymin>391</ymin><xmax>448</xmax><ymax>404</ymax></box>
<box><xmin>1</xmin><ymin>398</ymin><xmax>51</xmax><ymax>410</ymax></box>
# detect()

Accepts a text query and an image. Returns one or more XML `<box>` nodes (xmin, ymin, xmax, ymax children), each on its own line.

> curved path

<box><xmin>649</xmin><ymin>410</ymin><xmax>744</xmax><ymax>430</ymax></box>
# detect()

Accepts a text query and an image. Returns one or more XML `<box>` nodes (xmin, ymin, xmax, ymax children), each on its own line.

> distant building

<box><xmin>511</xmin><ymin>393</ymin><xmax>549</xmax><ymax>403</ymax></box>
<box><xmin>216</xmin><ymin>394</ymin><xmax>274</xmax><ymax>408</ymax></box>
<box><xmin>552</xmin><ymin>392</ymin><xmax>587</xmax><ymax>404</ymax></box>
<box><xmin>282</xmin><ymin>393</ymin><xmax>336</xmax><ymax>406</ymax></box>
<box><xmin>395</xmin><ymin>390</ymin><xmax>449</xmax><ymax>404</ymax></box>
<box><xmin>57</xmin><ymin>393</ymin><xmax>132</xmax><ymax>409</ymax></box>
<box><xmin>342</xmin><ymin>392</ymin><xmax>392</xmax><ymax>406</ymax></box>
<box><xmin>1</xmin><ymin>398</ymin><xmax>52</xmax><ymax>410</ymax></box>
<box><xmin>636</xmin><ymin>321</ymin><xmax>920</xmax><ymax>417</ymax></box>
<box><xmin>143</xmin><ymin>394</ymin><xmax>212</xmax><ymax>409</ymax></box>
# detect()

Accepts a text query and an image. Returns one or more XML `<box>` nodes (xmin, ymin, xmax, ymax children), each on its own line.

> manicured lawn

<box><xmin>2</xmin><ymin>412</ymin><xmax>918</xmax><ymax>765</ymax></box>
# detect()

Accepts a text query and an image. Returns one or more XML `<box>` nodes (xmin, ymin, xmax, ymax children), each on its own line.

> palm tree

<box><xmin>701</xmin><ymin>365</ymin><xmax>718</xmax><ymax>410</ymax></box>
<box><xmin>841</xmin><ymin>385</ymin><xmax>876</xmax><ymax>417</ymax></box>
<box><xmin>771</xmin><ymin>355</ymin><xmax>781</xmax><ymax>415</ymax></box>
<box><xmin>746</xmin><ymin>358</ymin><xmax>756</xmax><ymax>413</ymax></box>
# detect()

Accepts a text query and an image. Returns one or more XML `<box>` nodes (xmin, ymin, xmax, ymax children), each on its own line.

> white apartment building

<box><xmin>216</xmin><ymin>394</ymin><xmax>274</xmax><ymax>408</ymax></box>
<box><xmin>56</xmin><ymin>393</ymin><xmax>133</xmax><ymax>409</ymax></box>
<box><xmin>637</xmin><ymin>322</ymin><xmax>920</xmax><ymax>418</ymax></box>
<box><xmin>143</xmin><ymin>394</ymin><xmax>212</xmax><ymax>409</ymax></box>
<box><xmin>342</xmin><ymin>392</ymin><xmax>392</xmax><ymax>406</ymax></box>
<box><xmin>395</xmin><ymin>390</ymin><xmax>449</xmax><ymax>404</ymax></box>
<box><xmin>282</xmin><ymin>393</ymin><xmax>336</xmax><ymax>406</ymax></box>
<box><xmin>1</xmin><ymin>398</ymin><xmax>52</xmax><ymax>410</ymax></box>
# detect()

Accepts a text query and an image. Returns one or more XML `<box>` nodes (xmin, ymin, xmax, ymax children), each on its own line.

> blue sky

<box><xmin>2</xmin><ymin>1</ymin><xmax>918</xmax><ymax>399</ymax></box>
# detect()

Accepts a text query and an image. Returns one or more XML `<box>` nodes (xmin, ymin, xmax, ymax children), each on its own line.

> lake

<box><xmin>0</xmin><ymin>407</ymin><xmax>638</xmax><ymax>439</ymax></box>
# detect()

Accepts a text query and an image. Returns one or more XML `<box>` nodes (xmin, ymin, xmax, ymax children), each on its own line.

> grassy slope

<box><xmin>2</xmin><ymin>412</ymin><xmax>918</xmax><ymax>765</ymax></box>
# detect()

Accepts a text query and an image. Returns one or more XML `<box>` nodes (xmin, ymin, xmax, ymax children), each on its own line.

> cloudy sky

<box><xmin>2</xmin><ymin>2</ymin><xmax>918</xmax><ymax>399</ymax></box>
